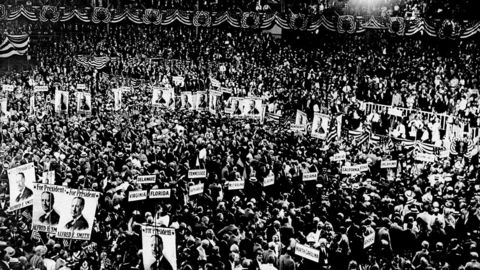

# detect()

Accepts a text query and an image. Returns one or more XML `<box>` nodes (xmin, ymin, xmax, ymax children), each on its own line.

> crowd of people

<box><xmin>0</xmin><ymin>19</ymin><xmax>479</xmax><ymax>270</ymax></box>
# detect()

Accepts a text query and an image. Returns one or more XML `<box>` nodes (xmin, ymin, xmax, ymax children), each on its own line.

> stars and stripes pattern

<box><xmin>31</xmin><ymin>230</ymin><xmax>41</xmax><ymax>241</ymax></box>
<box><xmin>265</xmin><ymin>111</ymin><xmax>281</xmax><ymax>123</ymax></box>
<box><xmin>74</xmin><ymin>55</ymin><xmax>110</xmax><ymax>69</ymax></box>
<box><xmin>0</xmin><ymin>34</ymin><xmax>30</xmax><ymax>58</ymax></box>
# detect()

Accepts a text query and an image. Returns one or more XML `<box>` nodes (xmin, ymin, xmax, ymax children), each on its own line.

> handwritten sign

<box><xmin>295</xmin><ymin>243</ymin><xmax>320</xmax><ymax>262</ymax></box>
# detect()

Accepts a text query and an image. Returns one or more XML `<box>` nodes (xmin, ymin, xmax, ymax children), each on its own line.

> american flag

<box><xmin>75</xmin><ymin>55</ymin><xmax>110</xmax><ymax>70</ymax></box>
<box><xmin>265</xmin><ymin>111</ymin><xmax>281</xmax><ymax>123</ymax></box>
<box><xmin>22</xmin><ymin>210</ymin><xmax>32</xmax><ymax>221</ymax></box>
<box><xmin>0</xmin><ymin>34</ymin><xmax>29</xmax><ymax>58</ymax></box>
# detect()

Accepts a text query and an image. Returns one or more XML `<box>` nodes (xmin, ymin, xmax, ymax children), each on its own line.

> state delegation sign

<box><xmin>188</xmin><ymin>169</ymin><xmax>207</xmax><ymax>179</ymax></box>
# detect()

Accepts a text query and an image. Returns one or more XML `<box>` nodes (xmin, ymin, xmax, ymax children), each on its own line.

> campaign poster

<box><xmin>0</xmin><ymin>98</ymin><xmax>7</xmax><ymax>118</ymax></box>
<box><xmin>311</xmin><ymin>113</ymin><xmax>329</xmax><ymax>139</ymax></box>
<box><xmin>295</xmin><ymin>110</ymin><xmax>308</xmax><ymax>126</ymax></box>
<box><xmin>76</xmin><ymin>92</ymin><xmax>92</xmax><ymax>115</ymax></box>
<box><xmin>194</xmin><ymin>91</ymin><xmax>208</xmax><ymax>111</ymax></box>
<box><xmin>2</xmin><ymin>84</ymin><xmax>14</xmax><ymax>92</ymax></box>
<box><xmin>55</xmin><ymin>188</ymin><xmax>100</xmax><ymax>241</ymax></box>
<box><xmin>172</xmin><ymin>76</ymin><xmax>184</xmax><ymax>87</ymax></box>
<box><xmin>8</xmin><ymin>163</ymin><xmax>35</xmax><ymax>211</ymax></box>
<box><xmin>152</xmin><ymin>87</ymin><xmax>175</xmax><ymax>109</ymax></box>
<box><xmin>142</xmin><ymin>226</ymin><xmax>177</xmax><ymax>270</ymax></box>
<box><xmin>208</xmin><ymin>90</ymin><xmax>222</xmax><ymax>114</ymax></box>
<box><xmin>243</xmin><ymin>98</ymin><xmax>263</xmax><ymax>119</ymax></box>
<box><xmin>229</xmin><ymin>97</ymin><xmax>244</xmax><ymax>117</ymax></box>
<box><xmin>55</xmin><ymin>90</ymin><xmax>69</xmax><ymax>114</ymax></box>
<box><xmin>180</xmin><ymin>92</ymin><xmax>194</xmax><ymax>111</ymax></box>
<box><xmin>29</xmin><ymin>95</ymin><xmax>35</xmax><ymax>116</ymax></box>
<box><xmin>32</xmin><ymin>184</ymin><xmax>66</xmax><ymax>234</ymax></box>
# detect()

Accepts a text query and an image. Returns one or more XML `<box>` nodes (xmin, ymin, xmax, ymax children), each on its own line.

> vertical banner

<box><xmin>8</xmin><ymin>163</ymin><xmax>35</xmax><ymax>211</ymax></box>
<box><xmin>76</xmin><ymin>92</ymin><xmax>92</xmax><ymax>115</ymax></box>
<box><xmin>295</xmin><ymin>110</ymin><xmax>308</xmax><ymax>126</ymax></box>
<box><xmin>55</xmin><ymin>90</ymin><xmax>69</xmax><ymax>114</ymax></box>
<box><xmin>29</xmin><ymin>95</ymin><xmax>35</xmax><ymax>116</ymax></box>
<box><xmin>311</xmin><ymin>113</ymin><xmax>329</xmax><ymax>139</ymax></box>
<box><xmin>180</xmin><ymin>92</ymin><xmax>194</xmax><ymax>111</ymax></box>
<box><xmin>229</xmin><ymin>97</ymin><xmax>244</xmax><ymax>117</ymax></box>
<box><xmin>142</xmin><ymin>226</ymin><xmax>177</xmax><ymax>270</ymax></box>
<box><xmin>55</xmin><ymin>188</ymin><xmax>100</xmax><ymax>240</ymax></box>
<box><xmin>208</xmin><ymin>90</ymin><xmax>222</xmax><ymax>114</ymax></box>
<box><xmin>335</xmin><ymin>114</ymin><xmax>343</xmax><ymax>139</ymax></box>
<box><xmin>113</xmin><ymin>88</ymin><xmax>123</xmax><ymax>111</ymax></box>
<box><xmin>32</xmin><ymin>184</ymin><xmax>65</xmax><ymax>233</ymax></box>
<box><xmin>194</xmin><ymin>91</ymin><xmax>208</xmax><ymax>111</ymax></box>
<box><xmin>152</xmin><ymin>87</ymin><xmax>175</xmax><ymax>109</ymax></box>
<box><xmin>0</xmin><ymin>97</ymin><xmax>7</xmax><ymax>118</ymax></box>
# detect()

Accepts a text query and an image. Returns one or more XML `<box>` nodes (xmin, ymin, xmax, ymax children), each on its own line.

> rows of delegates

<box><xmin>0</xmin><ymin>15</ymin><xmax>480</xmax><ymax>270</ymax></box>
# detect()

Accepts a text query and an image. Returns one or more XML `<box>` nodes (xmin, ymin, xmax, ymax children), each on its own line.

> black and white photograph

<box><xmin>7</xmin><ymin>162</ymin><xmax>35</xmax><ymax>211</ymax></box>
<box><xmin>2</xmin><ymin>2</ymin><xmax>480</xmax><ymax>270</ymax></box>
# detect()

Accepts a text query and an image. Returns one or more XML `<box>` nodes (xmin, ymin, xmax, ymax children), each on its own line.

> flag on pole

<box><xmin>31</xmin><ymin>230</ymin><xmax>41</xmax><ymax>241</ymax></box>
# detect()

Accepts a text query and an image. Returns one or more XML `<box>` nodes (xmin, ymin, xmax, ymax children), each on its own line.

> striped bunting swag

<box><xmin>74</xmin><ymin>55</ymin><xmax>110</xmax><ymax>69</ymax></box>
<box><xmin>0</xmin><ymin>34</ymin><xmax>30</xmax><ymax>58</ymax></box>
<box><xmin>348</xmin><ymin>130</ymin><xmax>369</xmax><ymax>146</ymax></box>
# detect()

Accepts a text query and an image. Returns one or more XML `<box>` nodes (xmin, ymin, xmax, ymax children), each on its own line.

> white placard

<box><xmin>263</xmin><ymin>174</ymin><xmax>275</xmax><ymax>187</ymax></box>
<box><xmin>388</xmin><ymin>107</ymin><xmax>403</xmax><ymax>117</ymax></box>
<box><xmin>295</xmin><ymin>243</ymin><xmax>320</xmax><ymax>262</ymax></box>
<box><xmin>137</xmin><ymin>175</ymin><xmax>156</xmax><ymax>184</ymax></box>
<box><xmin>381</xmin><ymin>160</ymin><xmax>398</xmax><ymax>169</ymax></box>
<box><xmin>189</xmin><ymin>183</ymin><xmax>204</xmax><ymax>196</ymax></box>
<box><xmin>149</xmin><ymin>189</ymin><xmax>171</xmax><ymax>199</ymax></box>
<box><xmin>34</xmin><ymin>85</ymin><xmax>48</xmax><ymax>92</ymax></box>
<box><xmin>364</xmin><ymin>232</ymin><xmax>375</xmax><ymax>249</ymax></box>
<box><xmin>415</xmin><ymin>153</ymin><xmax>435</xmax><ymax>163</ymax></box>
<box><xmin>142</xmin><ymin>226</ymin><xmax>177</xmax><ymax>270</ymax></box>
<box><xmin>228</xmin><ymin>181</ymin><xmax>245</xmax><ymax>190</ymax></box>
<box><xmin>302</xmin><ymin>172</ymin><xmax>318</xmax><ymax>182</ymax></box>
<box><xmin>77</xmin><ymin>84</ymin><xmax>86</xmax><ymax>90</ymax></box>
<box><xmin>128</xmin><ymin>190</ymin><xmax>148</xmax><ymax>202</ymax></box>
<box><xmin>342</xmin><ymin>166</ymin><xmax>360</xmax><ymax>175</ymax></box>
<box><xmin>8</xmin><ymin>163</ymin><xmax>35</xmax><ymax>211</ymax></box>
<box><xmin>188</xmin><ymin>169</ymin><xmax>207</xmax><ymax>179</ymax></box>
<box><xmin>290</xmin><ymin>124</ymin><xmax>306</xmax><ymax>132</ymax></box>
<box><xmin>2</xmin><ymin>85</ymin><xmax>14</xmax><ymax>91</ymax></box>
<box><xmin>331</xmin><ymin>151</ymin><xmax>346</xmax><ymax>162</ymax></box>
<box><xmin>357</xmin><ymin>164</ymin><xmax>369</xmax><ymax>172</ymax></box>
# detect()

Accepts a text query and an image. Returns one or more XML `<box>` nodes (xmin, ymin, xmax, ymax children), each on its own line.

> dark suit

<box><xmin>39</xmin><ymin>210</ymin><xmax>60</xmax><ymax>225</ymax></box>
<box><xmin>65</xmin><ymin>215</ymin><xmax>89</xmax><ymax>230</ymax></box>
<box><xmin>248</xmin><ymin>108</ymin><xmax>260</xmax><ymax>115</ymax></box>
<box><xmin>15</xmin><ymin>187</ymin><xmax>33</xmax><ymax>202</ymax></box>
<box><xmin>150</xmin><ymin>256</ymin><xmax>173</xmax><ymax>270</ymax></box>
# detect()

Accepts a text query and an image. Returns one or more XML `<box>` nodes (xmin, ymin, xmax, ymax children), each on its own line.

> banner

<box><xmin>152</xmin><ymin>87</ymin><xmax>175</xmax><ymax>109</ymax></box>
<box><xmin>54</xmin><ymin>90</ymin><xmax>69</xmax><ymax>114</ymax></box>
<box><xmin>76</xmin><ymin>92</ymin><xmax>92</xmax><ymax>115</ymax></box>
<box><xmin>33</xmin><ymin>85</ymin><xmax>48</xmax><ymax>92</ymax></box>
<box><xmin>341</xmin><ymin>165</ymin><xmax>361</xmax><ymax>175</ymax></box>
<box><xmin>188</xmin><ymin>169</ymin><xmax>207</xmax><ymax>179</ymax></box>
<box><xmin>113</xmin><ymin>88</ymin><xmax>123</xmax><ymax>111</ymax></box>
<box><xmin>208</xmin><ymin>90</ymin><xmax>222</xmax><ymax>114</ymax></box>
<box><xmin>32</xmin><ymin>184</ymin><xmax>65</xmax><ymax>234</ymax></box>
<box><xmin>142</xmin><ymin>226</ymin><xmax>177</xmax><ymax>270</ymax></box>
<box><xmin>295</xmin><ymin>110</ymin><xmax>308</xmax><ymax>130</ymax></box>
<box><xmin>149</xmin><ymin>189</ymin><xmax>171</xmax><ymax>199</ymax></box>
<box><xmin>194</xmin><ymin>91</ymin><xmax>208</xmax><ymax>111</ymax></box>
<box><xmin>228</xmin><ymin>181</ymin><xmax>245</xmax><ymax>190</ymax></box>
<box><xmin>311</xmin><ymin>113</ymin><xmax>329</xmax><ymax>139</ymax></box>
<box><xmin>302</xmin><ymin>172</ymin><xmax>318</xmax><ymax>182</ymax></box>
<box><xmin>8</xmin><ymin>163</ymin><xmax>35</xmax><ymax>211</ymax></box>
<box><xmin>55</xmin><ymin>188</ymin><xmax>100</xmax><ymax>240</ymax></box>
<box><xmin>128</xmin><ymin>190</ymin><xmax>148</xmax><ymax>202</ymax></box>
<box><xmin>380</xmin><ymin>160</ymin><xmax>398</xmax><ymax>169</ymax></box>
<box><xmin>136</xmin><ymin>175</ymin><xmax>156</xmax><ymax>184</ymax></box>
<box><xmin>243</xmin><ymin>98</ymin><xmax>263</xmax><ymax>119</ymax></box>
<box><xmin>189</xmin><ymin>183</ymin><xmax>204</xmax><ymax>196</ymax></box>
<box><xmin>180</xmin><ymin>92</ymin><xmax>194</xmax><ymax>111</ymax></box>
<box><xmin>0</xmin><ymin>98</ymin><xmax>7</xmax><ymax>118</ymax></box>
<box><xmin>295</xmin><ymin>243</ymin><xmax>320</xmax><ymax>262</ymax></box>
<box><xmin>364</xmin><ymin>232</ymin><xmax>375</xmax><ymax>249</ymax></box>
<box><xmin>2</xmin><ymin>84</ymin><xmax>14</xmax><ymax>91</ymax></box>
<box><xmin>263</xmin><ymin>173</ymin><xmax>275</xmax><ymax>187</ymax></box>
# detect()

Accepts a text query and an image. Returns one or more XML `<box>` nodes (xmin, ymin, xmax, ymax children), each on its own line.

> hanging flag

<box><xmin>31</xmin><ymin>230</ymin><xmax>42</xmax><ymax>241</ymax></box>
<box><xmin>74</xmin><ymin>55</ymin><xmax>110</xmax><ymax>69</ymax></box>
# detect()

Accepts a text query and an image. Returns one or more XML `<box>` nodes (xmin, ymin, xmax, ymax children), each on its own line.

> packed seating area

<box><xmin>0</xmin><ymin>3</ymin><xmax>479</xmax><ymax>270</ymax></box>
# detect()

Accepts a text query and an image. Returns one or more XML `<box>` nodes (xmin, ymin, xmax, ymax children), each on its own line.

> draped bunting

<box><xmin>1</xmin><ymin>5</ymin><xmax>480</xmax><ymax>39</ymax></box>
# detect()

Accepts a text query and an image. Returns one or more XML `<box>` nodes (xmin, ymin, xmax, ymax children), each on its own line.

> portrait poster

<box><xmin>208</xmin><ymin>90</ymin><xmax>222</xmax><ymax>114</ymax></box>
<box><xmin>32</xmin><ymin>184</ymin><xmax>66</xmax><ymax>234</ymax></box>
<box><xmin>8</xmin><ymin>163</ymin><xmax>35</xmax><ymax>211</ymax></box>
<box><xmin>243</xmin><ymin>98</ymin><xmax>263</xmax><ymax>119</ymax></box>
<box><xmin>55</xmin><ymin>188</ymin><xmax>100</xmax><ymax>240</ymax></box>
<box><xmin>142</xmin><ymin>226</ymin><xmax>177</xmax><ymax>270</ymax></box>
<box><xmin>76</xmin><ymin>92</ymin><xmax>92</xmax><ymax>115</ymax></box>
<box><xmin>180</xmin><ymin>92</ymin><xmax>194</xmax><ymax>111</ymax></box>
<box><xmin>194</xmin><ymin>91</ymin><xmax>208</xmax><ymax>111</ymax></box>
<box><xmin>54</xmin><ymin>90</ymin><xmax>69</xmax><ymax>114</ymax></box>
<box><xmin>311</xmin><ymin>113</ymin><xmax>329</xmax><ymax>140</ymax></box>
